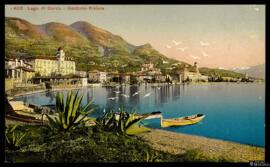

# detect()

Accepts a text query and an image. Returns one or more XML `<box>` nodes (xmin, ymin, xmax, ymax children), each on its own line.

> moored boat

<box><xmin>115</xmin><ymin>111</ymin><xmax>162</xmax><ymax>120</ymax></box>
<box><xmin>161</xmin><ymin>114</ymin><xmax>205</xmax><ymax>128</ymax></box>
<box><xmin>134</xmin><ymin>111</ymin><xmax>162</xmax><ymax>120</ymax></box>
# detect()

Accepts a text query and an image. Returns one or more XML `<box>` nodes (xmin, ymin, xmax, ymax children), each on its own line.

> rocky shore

<box><xmin>138</xmin><ymin>129</ymin><xmax>264</xmax><ymax>162</ymax></box>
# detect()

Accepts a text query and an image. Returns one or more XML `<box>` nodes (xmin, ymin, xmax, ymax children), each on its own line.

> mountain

<box><xmin>5</xmin><ymin>17</ymin><xmax>184</xmax><ymax>72</ymax></box>
<box><xmin>5</xmin><ymin>17</ymin><xmax>46</xmax><ymax>38</ymax></box>
<box><xmin>5</xmin><ymin>17</ymin><xmax>245</xmax><ymax>78</ymax></box>
<box><xmin>38</xmin><ymin>22</ymin><xmax>90</xmax><ymax>45</ymax></box>
<box><xmin>199</xmin><ymin>67</ymin><xmax>245</xmax><ymax>78</ymax></box>
<box><xmin>231</xmin><ymin>64</ymin><xmax>265</xmax><ymax>79</ymax></box>
<box><xmin>70</xmin><ymin>21</ymin><xmax>135</xmax><ymax>54</ymax></box>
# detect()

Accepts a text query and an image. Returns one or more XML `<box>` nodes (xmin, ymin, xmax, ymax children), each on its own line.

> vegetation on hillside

<box><xmin>199</xmin><ymin>67</ymin><xmax>245</xmax><ymax>78</ymax></box>
<box><xmin>5</xmin><ymin>17</ymin><xmax>180</xmax><ymax>73</ymax></box>
<box><xmin>5</xmin><ymin>17</ymin><xmax>245</xmax><ymax>78</ymax></box>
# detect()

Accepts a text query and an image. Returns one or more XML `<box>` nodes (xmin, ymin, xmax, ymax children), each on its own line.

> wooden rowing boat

<box><xmin>115</xmin><ymin>111</ymin><xmax>162</xmax><ymax>120</ymax></box>
<box><xmin>134</xmin><ymin>111</ymin><xmax>162</xmax><ymax>120</ymax></box>
<box><xmin>161</xmin><ymin>114</ymin><xmax>205</xmax><ymax>128</ymax></box>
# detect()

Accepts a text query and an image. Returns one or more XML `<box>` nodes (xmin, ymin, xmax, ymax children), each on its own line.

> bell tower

<box><xmin>57</xmin><ymin>47</ymin><xmax>65</xmax><ymax>74</ymax></box>
<box><xmin>57</xmin><ymin>47</ymin><xmax>65</xmax><ymax>61</ymax></box>
<box><xmin>194</xmin><ymin>62</ymin><xmax>199</xmax><ymax>73</ymax></box>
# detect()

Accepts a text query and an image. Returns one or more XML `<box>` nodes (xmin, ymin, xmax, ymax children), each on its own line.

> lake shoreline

<box><xmin>9</xmin><ymin>83</ymin><xmax>264</xmax><ymax>149</ymax></box>
<box><xmin>138</xmin><ymin>128</ymin><xmax>265</xmax><ymax>162</ymax></box>
<box><xmin>5</xmin><ymin>118</ymin><xmax>265</xmax><ymax>162</ymax></box>
<box><xmin>9</xmin><ymin>82</ymin><xmax>261</xmax><ymax>98</ymax></box>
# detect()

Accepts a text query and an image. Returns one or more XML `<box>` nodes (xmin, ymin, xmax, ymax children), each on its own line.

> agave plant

<box><xmin>5</xmin><ymin>125</ymin><xmax>27</xmax><ymax>150</ymax></box>
<box><xmin>144</xmin><ymin>147</ymin><xmax>159</xmax><ymax>162</ymax></box>
<box><xmin>96</xmin><ymin>108</ymin><xmax>147</xmax><ymax>135</ymax></box>
<box><xmin>46</xmin><ymin>91</ymin><xmax>94</xmax><ymax>131</ymax></box>
<box><xmin>95</xmin><ymin>110</ymin><xmax>117</xmax><ymax>131</ymax></box>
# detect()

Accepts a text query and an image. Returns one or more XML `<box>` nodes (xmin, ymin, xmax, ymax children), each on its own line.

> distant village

<box><xmin>5</xmin><ymin>47</ymin><xmax>257</xmax><ymax>92</ymax></box>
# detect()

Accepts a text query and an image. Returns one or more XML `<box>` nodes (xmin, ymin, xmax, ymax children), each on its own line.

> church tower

<box><xmin>57</xmin><ymin>47</ymin><xmax>65</xmax><ymax>74</ymax></box>
<box><xmin>57</xmin><ymin>47</ymin><xmax>65</xmax><ymax>61</ymax></box>
<box><xmin>194</xmin><ymin>62</ymin><xmax>199</xmax><ymax>73</ymax></box>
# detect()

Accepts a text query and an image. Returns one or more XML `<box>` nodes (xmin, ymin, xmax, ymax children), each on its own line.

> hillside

<box><xmin>5</xmin><ymin>17</ymin><xmax>182</xmax><ymax>72</ymax></box>
<box><xmin>232</xmin><ymin>64</ymin><xmax>265</xmax><ymax>79</ymax></box>
<box><xmin>5</xmin><ymin>17</ymin><xmax>245</xmax><ymax>78</ymax></box>
<box><xmin>199</xmin><ymin>67</ymin><xmax>245</xmax><ymax>78</ymax></box>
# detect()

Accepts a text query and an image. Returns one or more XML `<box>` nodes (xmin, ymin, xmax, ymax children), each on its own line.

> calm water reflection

<box><xmin>13</xmin><ymin>83</ymin><xmax>265</xmax><ymax>147</ymax></box>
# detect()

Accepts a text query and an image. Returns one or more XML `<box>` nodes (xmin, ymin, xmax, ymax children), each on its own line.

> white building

<box><xmin>81</xmin><ymin>78</ymin><xmax>88</xmax><ymax>86</ymax></box>
<box><xmin>76</xmin><ymin>71</ymin><xmax>87</xmax><ymax>77</ymax></box>
<box><xmin>88</xmin><ymin>70</ymin><xmax>107</xmax><ymax>83</ymax></box>
<box><xmin>5</xmin><ymin>58</ymin><xmax>35</xmax><ymax>83</ymax></box>
<box><xmin>28</xmin><ymin>47</ymin><xmax>76</xmax><ymax>76</ymax></box>
<box><xmin>178</xmin><ymin>62</ymin><xmax>208</xmax><ymax>83</ymax></box>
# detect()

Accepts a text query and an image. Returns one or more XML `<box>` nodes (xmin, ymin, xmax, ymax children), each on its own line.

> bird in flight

<box><xmin>200</xmin><ymin>41</ymin><xmax>210</xmax><ymax>46</ymax></box>
<box><xmin>189</xmin><ymin>55</ymin><xmax>201</xmax><ymax>60</ymax></box>
<box><xmin>121</xmin><ymin>94</ymin><xmax>130</xmax><ymax>98</ymax></box>
<box><xmin>132</xmin><ymin>91</ymin><xmax>140</xmax><ymax>96</ymax></box>
<box><xmin>172</xmin><ymin>40</ymin><xmax>182</xmax><ymax>45</ymax></box>
<box><xmin>143</xmin><ymin>92</ymin><xmax>152</xmax><ymax>98</ymax></box>
<box><xmin>201</xmin><ymin>50</ymin><xmax>209</xmax><ymax>57</ymax></box>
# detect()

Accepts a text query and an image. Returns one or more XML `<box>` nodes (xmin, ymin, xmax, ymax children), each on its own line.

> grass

<box><xmin>4</xmin><ymin>124</ymin><xmax>233</xmax><ymax>162</ymax></box>
<box><xmin>126</xmin><ymin>125</ymin><xmax>151</xmax><ymax>135</ymax></box>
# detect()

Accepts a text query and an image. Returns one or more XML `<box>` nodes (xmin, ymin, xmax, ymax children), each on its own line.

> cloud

<box><xmin>172</xmin><ymin>40</ymin><xmax>182</xmax><ymax>45</ymax></box>
<box><xmin>200</xmin><ymin>41</ymin><xmax>210</xmax><ymax>46</ymax></box>
<box><xmin>200</xmin><ymin>50</ymin><xmax>209</xmax><ymax>57</ymax></box>
<box><xmin>176</xmin><ymin>47</ymin><xmax>188</xmax><ymax>52</ymax></box>
<box><xmin>166</xmin><ymin>45</ymin><xmax>172</xmax><ymax>49</ymax></box>
<box><xmin>189</xmin><ymin>55</ymin><xmax>201</xmax><ymax>60</ymax></box>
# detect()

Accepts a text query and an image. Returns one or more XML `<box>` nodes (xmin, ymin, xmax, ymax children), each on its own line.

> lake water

<box><xmin>13</xmin><ymin>83</ymin><xmax>265</xmax><ymax>147</ymax></box>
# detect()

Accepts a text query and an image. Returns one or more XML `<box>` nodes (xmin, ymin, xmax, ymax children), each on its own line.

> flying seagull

<box><xmin>201</xmin><ymin>50</ymin><xmax>209</xmax><ymax>57</ymax></box>
<box><xmin>121</xmin><ymin>94</ymin><xmax>130</xmax><ymax>98</ymax></box>
<box><xmin>166</xmin><ymin>45</ymin><xmax>172</xmax><ymax>49</ymax></box>
<box><xmin>143</xmin><ymin>92</ymin><xmax>152</xmax><ymax>98</ymax></box>
<box><xmin>189</xmin><ymin>55</ymin><xmax>201</xmax><ymax>60</ymax></box>
<box><xmin>108</xmin><ymin>97</ymin><xmax>118</xmax><ymax>100</ymax></box>
<box><xmin>132</xmin><ymin>91</ymin><xmax>140</xmax><ymax>96</ymax></box>
<box><xmin>200</xmin><ymin>41</ymin><xmax>210</xmax><ymax>46</ymax></box>
<box><xmin>172</xmin><ymin>40</ymin><xmax>182</xmax><ymax>45</ymax></box>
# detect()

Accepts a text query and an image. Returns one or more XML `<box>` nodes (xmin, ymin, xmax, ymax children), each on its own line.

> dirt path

<box><xmin>138</xmin><ymin>129</ymin><xmax>264</xmax><ymax>162</ymax></box>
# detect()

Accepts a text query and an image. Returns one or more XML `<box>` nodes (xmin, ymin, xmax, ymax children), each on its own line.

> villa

<box><xmin>178</xmin><ymin>62</ymin><xmax>208</xmax><ymax>83</ymax></box>
<box><xmin>5</xmin><ymin>58</ymin><xmax>35</xmax><ymax>83</ymax></box>
<box><xmin>27</xmin><ymin>47</ymin><xmax>76</xmax><ymax>76</ymax></box>
<box><xmin>88</xmin><ymin>70</ymin><xmax>107</xmax><ymax>83</ymax></box>
<box><xmin>76</xmin><ymin>71</ymin><xmax>87</xmax><ymax>77</ymax></box>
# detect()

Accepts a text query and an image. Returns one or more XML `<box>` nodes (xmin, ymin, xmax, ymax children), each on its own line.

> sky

<box><xmin>5</xmin><ymin>5</ymin><xmax>265</xmax><ymax>69</ymax></box>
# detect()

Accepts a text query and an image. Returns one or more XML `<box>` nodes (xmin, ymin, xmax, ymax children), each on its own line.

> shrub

<box><xmin>5</xmin><ymin>125</ymin><xmax>27</xmax><ymax>150</ymax></box>
<box><xmin>46</xmin><ymin>91</ymin><xmax>94</xmax><ymax>131</ymax></box>
<box><xmin>95</xmin><ymin>109</ymin><xmax>147</xmax><ymax>135</ymax></box>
